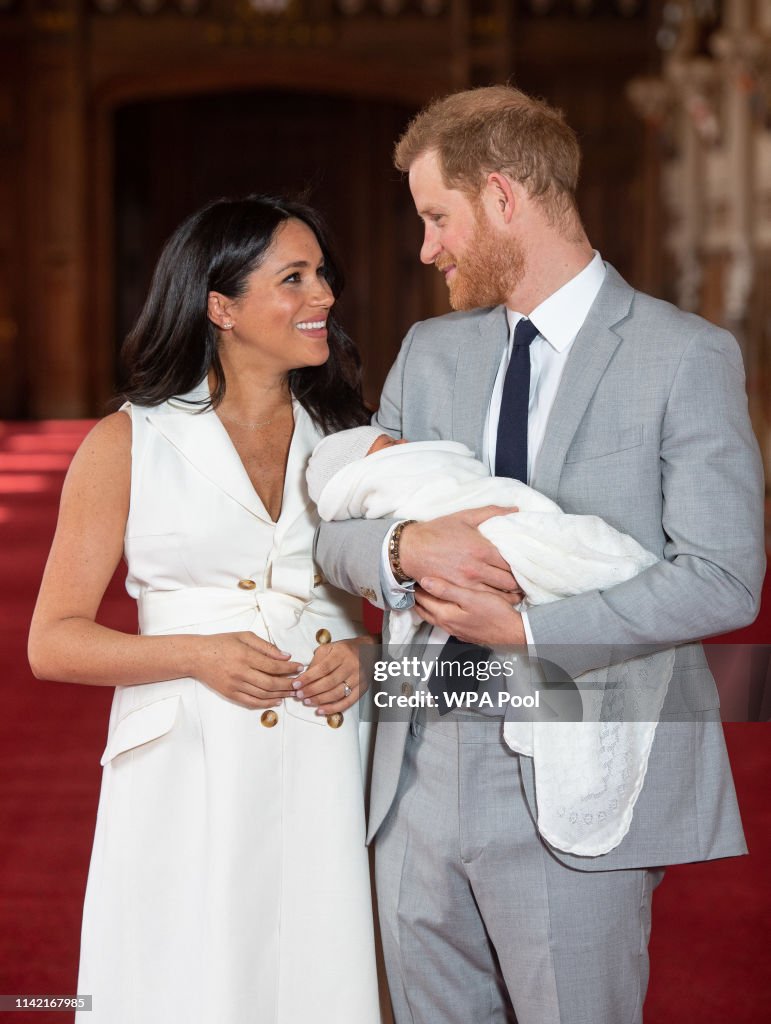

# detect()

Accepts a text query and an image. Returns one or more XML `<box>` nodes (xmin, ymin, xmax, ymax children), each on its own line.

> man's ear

<box><xmin>481</xmin><ymin>171</ymin><xmax>519</xmax><ymax>225</ymax></box>
<box><xmin>207</xmin><ymin>291</ymin><xmax>234</xmax><ymax>330</ymax></box>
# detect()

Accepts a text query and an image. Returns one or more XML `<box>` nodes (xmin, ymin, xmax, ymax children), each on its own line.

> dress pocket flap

<box><xmin>100</xmin><ymin>695</ymin><xmax>181</xmax><ymax>765</ymax></box>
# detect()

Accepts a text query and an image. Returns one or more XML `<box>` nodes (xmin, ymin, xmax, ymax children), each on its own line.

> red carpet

<box><xmin>1</xmin><ymin>420</ymin><xmax>768</xmax><ymax>1023</ymax></box>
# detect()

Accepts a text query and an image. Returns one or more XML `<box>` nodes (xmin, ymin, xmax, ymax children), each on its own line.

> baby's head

<box><xmin>306</xmin><ymin>426</ymin><xmax>408</xmax><ymax>503</ymax></box>
<box><xmin>366</xmin><ymin>433</ymin><xmax>407</xmax><ymax>456</ymax></box>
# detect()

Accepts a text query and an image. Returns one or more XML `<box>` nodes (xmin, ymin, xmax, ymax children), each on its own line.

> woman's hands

<box><xmin>192</xmin><ymin>631</ymin><xmax>375</xmax><ymax>715</ymax></box>
<box><xmin>291</xmin><ymin>636</ymin><xmax>375</xmax><ymax>716</ymax></box>
<box><xmin>192</xmin><ymin>632</ymin><xmax>302</xmax><ymax>709</ymax></box>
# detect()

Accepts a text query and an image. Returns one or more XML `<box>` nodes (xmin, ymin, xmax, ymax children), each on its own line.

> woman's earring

<box><xmin>223</xmin><ymin>320</ymin><xmax>233</xmax><ymax>329</ymax></box>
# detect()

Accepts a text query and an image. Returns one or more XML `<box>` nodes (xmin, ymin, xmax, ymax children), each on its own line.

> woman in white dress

<box><xmin>28</xmin><ymin>196</ymin><xmax>382</xmax><ymax>1023</ymax></box>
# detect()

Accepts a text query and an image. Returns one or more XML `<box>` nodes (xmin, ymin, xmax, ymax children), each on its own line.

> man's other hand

<box><xmin>415</xmin><ymin>578</ymin><xmax>526</xmax><ymax>647</ymax></box>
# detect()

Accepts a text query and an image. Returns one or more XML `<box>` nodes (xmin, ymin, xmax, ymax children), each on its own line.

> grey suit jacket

<box><xmin>316</xmin><ymin>264</ymin><xmax>766</xmax><ymax>869</ymax></box>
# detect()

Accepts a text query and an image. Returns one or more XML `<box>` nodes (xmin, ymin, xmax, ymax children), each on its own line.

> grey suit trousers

<box><xmin>376</xmin><ymin>711</ymin><xmax>665</xmax><ymax>1024</ymax></box>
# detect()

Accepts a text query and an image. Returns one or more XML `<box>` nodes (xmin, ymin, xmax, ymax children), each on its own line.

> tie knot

<box><xmin>513</xmin><ymin>318</ymin><xmax>539</xmax><ymax>348</ymax></box>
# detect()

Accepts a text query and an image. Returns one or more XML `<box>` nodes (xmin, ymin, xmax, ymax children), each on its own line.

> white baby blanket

<box><xmin>316</xmin><ymin>440</ymin><xmax>658</xmax><ymax>614</ymax></box>
<box><xmin>313</xmin><ymin>439</ymin><xmax>674</xmax><ymax>856</ymax></box>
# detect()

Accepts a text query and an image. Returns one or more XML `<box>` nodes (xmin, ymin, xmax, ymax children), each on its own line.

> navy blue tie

<box><xmin>495</xmin><ymin>317</ymin><xmax>539</xmax><ymax>484</ymax></box>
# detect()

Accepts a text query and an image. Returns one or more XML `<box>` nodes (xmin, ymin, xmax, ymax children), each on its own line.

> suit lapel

<box><xmin>452</xmin><ymin>305</ymin><xmax>509</xmax><ymax>455</ymax></box>
<box><xmin>146</xmin><ymin>380</ymin><xmax>273</xmax><ymax>522</ymax></box>
<box><xmin>530</xmin><ymin>265</ymin><xmax>634</xmax><ymax>498</ymax></box>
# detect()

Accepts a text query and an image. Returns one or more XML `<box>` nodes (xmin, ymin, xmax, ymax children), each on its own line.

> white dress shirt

<box><xmin>380</xmin><ymin>251</ymin><xmax>607</xmax><ymax>645</ymax></box>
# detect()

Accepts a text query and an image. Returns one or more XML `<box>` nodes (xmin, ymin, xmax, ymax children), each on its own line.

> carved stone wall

<box><xmin>629</xmin><ymin>0</ymin><xmax>771</xmax><ymax>490</ymax></box>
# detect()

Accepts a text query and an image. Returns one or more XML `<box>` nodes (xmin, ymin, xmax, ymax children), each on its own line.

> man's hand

<box><xmin>399</xmin><ymin>506</ymin><xmax>522</xmax><ymax>595</ymax></box>
<box><xmin>415</xmin><ymin>577</ymin><xmax>526</xmax><ymax>647</ymax></box>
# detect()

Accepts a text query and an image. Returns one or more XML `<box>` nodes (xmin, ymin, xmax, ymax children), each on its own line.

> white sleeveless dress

<box><xmin>76</xmin><ymin>381</ymin><xmax>381</xmax><ymax>1024</ymax></box>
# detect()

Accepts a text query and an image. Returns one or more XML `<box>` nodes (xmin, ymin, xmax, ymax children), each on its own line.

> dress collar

<box><xmin>145</xmin><ymin>379</ymin><xmax>319</xmax><ymax>527</ymax></box>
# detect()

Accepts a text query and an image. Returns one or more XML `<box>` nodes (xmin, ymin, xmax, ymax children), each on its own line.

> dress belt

<box><xmin>138</xmin><ymin>586</ymin><xmax>310</xmax><ymax>636</ymax></box>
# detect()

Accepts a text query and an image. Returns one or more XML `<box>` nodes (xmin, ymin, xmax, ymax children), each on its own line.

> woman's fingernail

<box><xmin>295</xmin><ymin>690</ymin><xmax>304</xmax><ymax>699</ymax></box>
<box><xmin>292</xmin><ymin>680</ymin><xmax>302</xmax><ymax>690</ymax></box>
<box><xmin>303</xmin><ymin>698</ymin><xmax>312</xmax><ymax>706</ymax></box>
<box><xmin>422</xmin><ymin>578</ymin><xmax>435</xmax><ymax>590</ymax></box>
<box><xmin>316</xmin><ymin>708</ymin><xmax>326</xmax><ymax>716</ymax></box>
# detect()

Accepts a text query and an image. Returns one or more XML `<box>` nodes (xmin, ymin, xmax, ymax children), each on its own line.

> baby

<box><xmin>308</xmin><ymin>425</ymin><xmax>674</xmax><ymax>858</ymax></box>
<box><xmin>307</xmin><ymin>424</ymin><xmax>657</xmax><ymax>613</ymax></box>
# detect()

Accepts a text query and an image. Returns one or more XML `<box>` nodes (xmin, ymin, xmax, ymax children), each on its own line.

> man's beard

<box><xmin>439</xmin><ymin>216</ymin><xmax>526</xmax><ymax>311</ymax></box>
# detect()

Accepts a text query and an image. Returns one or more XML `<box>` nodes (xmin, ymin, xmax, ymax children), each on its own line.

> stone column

<box><xmin>24</xmin><ymin>0</ymin><xmax>88</xmax><ymax>417</ymax></box>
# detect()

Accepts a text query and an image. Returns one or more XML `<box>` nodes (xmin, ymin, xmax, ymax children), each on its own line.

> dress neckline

<box><xmin>210</xmin><ymin>400</ymin><xmax>298</xmax><ymax>526</ymax></box>
<box><xmin>147</xmin><ymin>383</ymin><xmax>318</xmax><ymax>527</ymax></box>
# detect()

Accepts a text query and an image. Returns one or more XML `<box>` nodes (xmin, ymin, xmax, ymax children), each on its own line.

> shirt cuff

<box><xmin>380</xmin><ymin>523</ymin><xmax>416</xmax><ymax>610</ymax></box>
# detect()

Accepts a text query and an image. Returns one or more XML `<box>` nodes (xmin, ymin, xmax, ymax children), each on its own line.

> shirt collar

<box><xmin>505</xmin><ymin>251</ymin><xmax>606</xmax><ymax>352</ymax></box>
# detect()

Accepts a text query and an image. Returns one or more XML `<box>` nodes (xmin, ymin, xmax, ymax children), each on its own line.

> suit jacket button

<box><xmin>313</xmin><ymin>572</ymin><xmax>324</xmax><ymax>586</ymax></box>
<box><xmin>260</xmin><ymin>710</ymin><xmax>279</xmax><ymax>728</ymax></box>
<box><xmin>315</xmin><ymin>628</ymin><xmax>332</xmax><ymax>645</ymax></box>
<box><xmin>401</xmin><ymin>682</ymin><xmax>413</xmax><ymax>698</ymax></box>
<box><xmin>327</xmin><ymin>712</ymin><xmax>344</xmax><ymax>729</ymax></box>
<box><xmin>238</xmin><ymin>579</ymin><xmax>257</xmax><ymax>590</ymax></box>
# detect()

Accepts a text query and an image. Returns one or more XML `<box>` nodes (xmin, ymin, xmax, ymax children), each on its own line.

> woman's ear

<box><xmin>207</xmin><ymin>292</ymin><xmax>234</xmax><ymax>330</ymax></box>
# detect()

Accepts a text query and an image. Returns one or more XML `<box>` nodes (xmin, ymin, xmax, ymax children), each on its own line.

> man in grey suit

<box><xmin>316</xmin><ymin>86</ymin><xmax>765</xmax><ymax>1024</ymax></box>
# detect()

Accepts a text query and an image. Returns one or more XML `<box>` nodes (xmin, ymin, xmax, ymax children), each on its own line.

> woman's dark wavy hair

<box><xmin>120</xmin><ymin>194</ymin><xmax>370</xmax><ymax>434</ymax></box>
